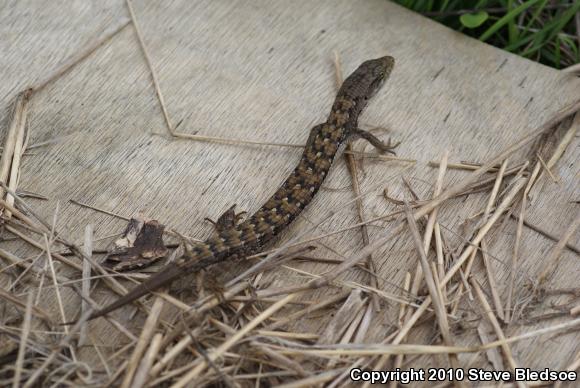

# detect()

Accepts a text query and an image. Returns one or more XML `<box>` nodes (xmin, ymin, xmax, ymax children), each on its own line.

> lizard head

<box><xmin>339</xmin><ymin>56</ymin><xmax>395</xmax><ymax>105</ymax></box>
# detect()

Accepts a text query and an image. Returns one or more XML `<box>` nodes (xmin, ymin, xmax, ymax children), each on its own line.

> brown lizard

<box><xmin>83</xmin><ymin>56</ymin><xmax>397</xmax><ymax>322</ymax></box>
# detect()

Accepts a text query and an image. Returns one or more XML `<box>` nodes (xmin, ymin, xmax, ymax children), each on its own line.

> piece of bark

<box><xmin>104</xmin><ymin>217</ymin><xmax>168</xmax><ymax>271</ymax></box>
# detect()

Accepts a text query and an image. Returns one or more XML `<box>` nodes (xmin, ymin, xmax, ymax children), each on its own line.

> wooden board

<box><xmin>1</xmin><ymin>0</ymin><xmax>579</xmax><ymax>384</ymax></box>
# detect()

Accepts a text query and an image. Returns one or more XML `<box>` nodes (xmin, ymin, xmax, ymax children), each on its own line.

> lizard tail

<box><xmin>85</xmin><ymin>264</ymin><xmax>185</xmax><ymax>322</ymax></box>
<box><xmin>61</xmin><ymin>252</ymin><xmax>228</xmax><ymax>325</ymax></box>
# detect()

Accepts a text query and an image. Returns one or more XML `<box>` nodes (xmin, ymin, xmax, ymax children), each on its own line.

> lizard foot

<box><xmin>349</xmin><ymin>128</ymin><xmax>400</xmax><ymax>155</ymax></box>
<box><xmin>205</xmin><ymin>204</ymin><xmax>247</xmax><ymax>232</ymax></box>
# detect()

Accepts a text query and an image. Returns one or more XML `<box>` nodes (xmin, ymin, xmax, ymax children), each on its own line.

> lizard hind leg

<box><xmin>348</xmin><ymin>128</ymin><xmax>400</xmax><ymax>155</ymax></box>
<box><xmin>205</xmin><ymin>204</ymin><xmax>247</xmax><ymax>233</ymax></box>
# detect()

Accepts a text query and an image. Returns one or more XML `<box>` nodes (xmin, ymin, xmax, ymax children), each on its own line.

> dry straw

<box><xmin>1</xmin><ymin>2</ymin><xmax>579</xmax><ymax>386</ymax></box>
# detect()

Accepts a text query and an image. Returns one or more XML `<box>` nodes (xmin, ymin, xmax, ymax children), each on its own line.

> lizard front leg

<box><xmin>205</xmin><ymin>204</ymin><xmax>247</xmax><ymax>233</ymax></box>
<box><xmin>348</xmin><ymin>128</ymin><xmax>400</xmax><ymax>155</ymax></box>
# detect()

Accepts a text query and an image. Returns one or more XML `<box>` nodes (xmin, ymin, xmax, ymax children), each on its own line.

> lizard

<box><xmin>83</xmin><ymin>56</ymin><xmax>397</xmax><ymax>322</ymax></box>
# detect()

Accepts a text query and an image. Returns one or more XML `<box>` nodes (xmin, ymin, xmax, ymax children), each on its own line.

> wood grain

<box><xmin>1</xmin><ymin>0</ymin><xmax>579</xmax><ymax>376</ymax></box>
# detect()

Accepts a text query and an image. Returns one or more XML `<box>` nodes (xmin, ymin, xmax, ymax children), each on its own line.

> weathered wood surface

<box><xmin>1</xmin><ymin>0</ymin><xmax>579</xmax><ymax>381</ymax></box>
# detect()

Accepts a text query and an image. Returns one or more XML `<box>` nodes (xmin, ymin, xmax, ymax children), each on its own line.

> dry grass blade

<box><xmin>31</xmin><ymin>20</ymin><xmax>130</xmax><ymax>92</ymax></box>
<box><xmin>22</xmin><ymin>309</ymin><xmax>92</xmax><ymax>387</ymax></box>
<box><xmin>0</xmin><ymin>287</ymin><xmax>50</xmax><ymax>322</ymax></box>
<box><xmin>471</xmin><ymin>279</ymin><xmax>524</xmax><ymax>388</ymax></box>
<box><xmin>317</xmin><ymin>290</ymin><xmax>365</xmax><ymax>345</ymax></box>
<box><xmin>431</xmin><ymin>152</ymin><xmax>448</xmax><ymax>282</ymax></box>
<box><xmin>480</xmin><ymin>158</ymin><xmax>509</xmax><ymax>322</ymax></box>
<box><xmin>0</xmin><ymin>90</ymin><xmax>31</xmax><ymax>213</ymax></box>
<box><xmin>5</xmin><ymin>96</ymin><xmax>29</xmax><ymax>219</ymax></box>
<box><xmin>149</xmin><ymin>334</ymin><xmax>193</xmax><ymax>379</ymax></box>
<box><xmin>536</xmin><ymin>152</ymin><xmax>559</xmax><ymax>183</ymax></box>
<box><xmin>0</xmin><ymin>245</ymin><xmax>69</xmax><ymax>296</ymax></box>
<box><xmin>278</xmin><ymin>343</ymin><xmax>476</xmax><ymax>356</ymax></box>
<box><xmin>170</xmin><ymin>131</ymin><xmax>304</xmax><ymax>149</ymax></box>
<box><xmin>120</xmin><ymin>296</ymin><xmax>164</xmax><ymax>388</ymax></box>
<box><xmin>79</xmin><ymin>224</ymin><xmax>93</xmax><ymax>347</ymax></box>
<box><xmin>257</xmin><ymin>344</ymin><xmax>311</xmax><ymax>378</ymax></box>
<box><xmin>267</xmin><ymin>290</ymin><xmax>349</xmax><ymax>330</ymax></box>
<box><xmin>130</xmin><ymin>332</ymin><xmax>163</xmax><ymax>388</ymax></box>
<box><xmin>352</xmin><ymin>302</ymin><xmax>374</xmax><ymax>343</ymax></box>
<box><xmin>546</xmin><ymin>112</ymin><xmax>579</xmax><ymax>169</ymax></box>
<box><xmin>537</xmin><ymin>212</ymin><xmax>580</xmax><ymax>285</ymax></box>
<box><xmin>404</xmin><ymin>204</ymin><xmax>463</xmax><ymax>379</ymax></box>
<box><xmin>171</xmin><ymin>293</ymin><xmax>298</xmax><ymax>387</ymax></box>
<box><xmin>510</xmin><ymin>214</ymin><xmax>580</xmax><ymax>255</ymax></box>
<box><xmin>477</xmin><ymin>322</ymin><xmax>504</xmax><ymax>370</ymax></box>
<box><xmin>481</xmin><ymin>239</ymin><xmax>504</xmax><ymax>322</ymax></box>
<box><xmin>12</xmin><ymin>292</ymin><xmax>33</xmax><ymax>388</ymax></box>
<box><xmin>3</xmin><ymin>224</ymin><xmax>81</xmax><ymax>272</ymax></box>
<box><xmin>125</xmin><ymin>0</ymin><xmax>174</xmax><ymax>134</ymax></box>
<box><xmin>479</xmin><ymin>317</ymin><xmax>580</xmax><ymax>351</ymax></box>
<box><xmin>69</xmin><ymin>199</ymin><xmax>131</xmax><ymax>221</ymax></box>
<box><xmin>43</xmin><ymin>234</ymin><xmax>69</xmax><ymax>329</ymax></box>
<box><xmin>505</xmin><ymin>162</ymin><xmax>535</xmax><ymax>321</ymax></box>
<box><xmin>276</xmin><ymin>370</ymin><xmax>342</xmax><ymax>388</ymax></box>
<box><xmin>398</xmin><ymin>272</ymin><xmax>411</xmax><ymax>328</ymax></box>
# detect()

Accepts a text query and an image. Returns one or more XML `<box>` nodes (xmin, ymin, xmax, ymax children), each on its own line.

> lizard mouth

<box><xmin>369</xmin><ymin>77</ymin><xmax>386</xmax><ymax>96</ymax></box>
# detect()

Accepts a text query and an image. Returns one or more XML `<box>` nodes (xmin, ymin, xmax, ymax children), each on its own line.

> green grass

<box><xmin>393</xmin><ymin>0</ymin><xmax>580</xmax><ymax>69</ymax></box>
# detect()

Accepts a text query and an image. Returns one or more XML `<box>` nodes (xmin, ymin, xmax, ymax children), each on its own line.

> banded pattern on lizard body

<box><xmin>84</xmin><ymin>56</ymin><xmax>396</xmax><ymax>322</ymax></box>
